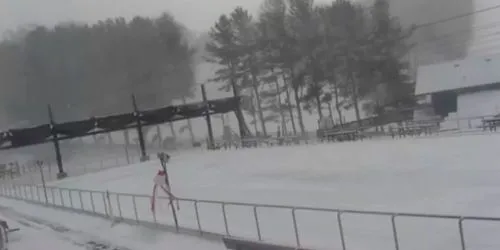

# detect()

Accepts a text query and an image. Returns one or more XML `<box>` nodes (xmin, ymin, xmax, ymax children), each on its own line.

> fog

<box><xmin>362</xmin><ymin>0</ymin><xmax>475</xmax><ymax>65</ymax></box>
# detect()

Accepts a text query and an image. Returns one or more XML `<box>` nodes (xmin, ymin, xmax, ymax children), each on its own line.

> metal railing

<box><xmin>1</xmin><ymin>183</ymin><xmax>500</xmax><ymax>249</ymax></box>
<box><xmin>210</xmin><ymin>114</ymin><xmax>500</xmax><ymax>150</ymax></box>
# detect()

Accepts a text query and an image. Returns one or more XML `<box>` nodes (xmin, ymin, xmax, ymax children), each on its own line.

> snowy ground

<box><xmin>4</xmin><ymin>133</ymin><xmax>500</xmax><ymax>249</ymax></box>
<box><xmin>51</xmin><ymin>133</ymin><xmax>500</xmax><ymax>214</ymax></box>
<box><xmin>0</xmin><ymin>198</ymin><xmax>223</xmax><ymax>250</ymax></box>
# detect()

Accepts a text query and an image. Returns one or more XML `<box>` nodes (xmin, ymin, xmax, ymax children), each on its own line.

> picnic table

<box><xmin>389</xmin><ymin>121</ymin><xmax>439</xmax><ymax>138</ymax></box>
<box><xmin>483</xmin><ymin>117</ymin><xmax>500</xmax><ymax>131</ymax></box>
<box><xmin>323</xmin><ymin>129</ymin><xmax>359</xmax><ymax>142</ymax></box>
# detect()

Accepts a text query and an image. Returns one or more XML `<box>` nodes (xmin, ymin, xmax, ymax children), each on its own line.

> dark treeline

<box><xmin>0</xmin><ymin>13</ymin><xmax>196</xmax><ymax>126</ymax></box>
<box><xmin>206</xmin><ymin>0</ymin><xmax>415</xmax><ymax>136</ymax></box>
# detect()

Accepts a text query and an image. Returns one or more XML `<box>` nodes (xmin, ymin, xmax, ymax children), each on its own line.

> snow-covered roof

<box><xmin>415</xmin><ymin>54</ymin><xmax>500</xmax><ymax>95</ymax></box>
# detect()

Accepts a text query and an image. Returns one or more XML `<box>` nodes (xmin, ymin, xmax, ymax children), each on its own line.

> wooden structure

<box><xmin>0</xmin><ymin>85</ymin><xmax>250</xmax><ymax>179</ymax></box>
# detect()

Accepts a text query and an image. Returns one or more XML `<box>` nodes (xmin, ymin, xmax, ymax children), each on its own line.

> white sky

<box><xmin>0</xmin><ymin>0</ymin><xmax>494</xmax><ymax>33</ymax></box>
<box><xmin>1</xmin><ymin>0</ymin><xmax>498</xmax><ymax>47</ymax></box>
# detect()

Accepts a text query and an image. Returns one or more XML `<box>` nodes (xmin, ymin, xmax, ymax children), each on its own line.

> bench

<box><xmin>223</xmin><ymin>237</ymin><xmax>311</xmax><ymax>250</ymax></box>
<box><xmin>323</xmin><ymin>129</ymin><xmax>358</xmax><ymax>142</ymax></box>
<box><xmin>390</xmin><ymin>122</ymin><xmax>439</xmax><ymax>138</ymax></box>
<box><xmin>483</xmin><ymin>118</ymin><xmax>500</xmax><ymax>132</ymax></box>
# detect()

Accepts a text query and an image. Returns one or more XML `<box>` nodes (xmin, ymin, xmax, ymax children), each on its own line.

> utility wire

<box><xmin>416</xmin><ymin>20</ymin><xmax>500</xmax><ymax>47</ymax></box>
<box><xmin>415</xmin><ymin>4</ymin><xmax>500</xmax><ymax>29</ymax></box>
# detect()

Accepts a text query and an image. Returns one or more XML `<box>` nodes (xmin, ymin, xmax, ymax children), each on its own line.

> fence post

<box><xmin>90</xmin><ymin>192</ymin><xmax>96</xmax><ymax>213</ymax></box>
<box><xmin>194</xmin><ymin>201</ymin><xmax>202</xmax><ymax>235</ymax></box>
<box><xmin>69</xmin><ymin>190</ymin><xmax>74</xmax><ymax>209</ymax></box>
<box><xmin>105</xmin><ymin>191</ymin><xmax>114</xmax><ymax>220</ymax></box>
<box><xmin>253</xmin><ymin>206</ymin><xmax>262</xmax><ymax>241</ymax></box>
<box><xmin>337</xmin><ymin>212</ymin><xmax>347</xmax><ymax>250</ymax></box>
<box><xmin>291</xmin><ymin>208</ymin><xmax>301</xmax><ymax>247</ymax></box>
<box><xmin>391</xmin><ymin>215</ymin><xmax>400</xmax><ymax>250</ymax></box>
<box><xmin>59</xmin><ymin>188</ymin><xmax>65</xmax><ymax>207</ymax></box>
<box><xmin>116</xmin><ymin>194</ymin><xmax>122</xmax><ymax>219</ymax></box>
<box><xmin>102</xmin><ymin>192</ymin><xmax>108</xmax><ymax>216</ymax></box>
<box><xmin>459</xmin><ymin>218</ymin><xmax>466</xmax><ymax>250</ymax></box>
<box><xmin>222</xmin><ymin>203</ymin><xmax>230</xmax><ymax>236</ymax></box>
<box><xmin>79</xmin><ymin>190</ymin><xmax>84</xmax><ymax>210</ymax></box>
<box><xmin>132</xmin><ymin>196</ymin><xmax>139</xmax><ymax>224</ymax></box>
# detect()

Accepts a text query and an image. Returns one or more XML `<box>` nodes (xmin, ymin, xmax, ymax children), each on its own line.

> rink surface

<box><xmin>8</xmin><ymin>133</ymin><xmax>500</xmax><ymax>249</ymax></box>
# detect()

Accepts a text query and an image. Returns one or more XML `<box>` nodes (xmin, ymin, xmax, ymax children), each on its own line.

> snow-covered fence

<box><xmin>1</xmin><ymin>183</ymin><xmax>500</xmax><ymax>249</ymax></box>
<box><xmin>0</xmin><ymin>152</ymin><xmax>142</xmax><ymax>186</ymax></box>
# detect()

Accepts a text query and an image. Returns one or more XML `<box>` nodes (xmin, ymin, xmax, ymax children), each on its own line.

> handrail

<box><xmin>7</xmin><ymin>183</ymin><xmax>500</xmax><ymax>222</ymax></box>
<box><xmin>1</xmin><ymin>182</ymin><xmax>500</xmax><ymax>250</ymax></box>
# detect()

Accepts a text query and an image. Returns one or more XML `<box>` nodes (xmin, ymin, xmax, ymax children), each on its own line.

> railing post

<box><xmin>194</xmin><ymin>201</ymin><xmax>202</xmax><ymax>235</ymax></box>
<box><xmin>79</xmin><ymin>190</ymin><xmax>84</xmax><ymax>210</ymax></box>
<box><xmin>90</xmin><ymin>192</ymin><xmax>96</xmax><ymax>213</ymax></box>
<box><xmin>132</xmin><ymin>196</ymin><xmax>139</xmax><ymax>224</ymax></box>
<box><xmin>253</xmin><ymin>206</ymin><xmax>262</xmax><ymax>241</ymax></box>
<box><xmin>69</xmin><ymin>190</ymin><xmax>74</xmax><ymax>209</ymax></box>
<box><xmin>59</xmin><ymin>188</ymin><xmax>65</xmax><ymax>207</ymax></box>
<box><xmin>291</xmin><ymin>208</ymin><xmax>301</xmax><ymax>247</ymax></box>
<box><xmin>116</xmin><ymin>194</ymin><xmax>122</xmax><ymax>219</ymax></box>
<box><xmin>459</xmin><ymin>218</ymin><xmax>466</xmax><ymax>250</ymax></box>
<box><xmin>102</xmin><ymin>192</ymin><xmax>108</xmax><ymax>216</ymax></box>
<box><xmin>222</xmin><ymin>203</ymin><xmax>230</xmax><ymax>236</ymax></box>
<box><xmin>391</xmin><ymin>215</ymin><xmax>400</xmax><ymax>250</ymax></box>
<box><xmin>337</xmin><ymin>212</ymin><xmax>347</xmax><ymax>250</ymax></box>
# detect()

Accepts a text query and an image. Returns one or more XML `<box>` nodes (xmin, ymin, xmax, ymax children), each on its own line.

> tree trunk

<box><xmin>229</xmin><ymin>65</ymin><xmax>251</xmax><ymax>138</ymax></box>
<box><xmin>328</xmin><ymin>101</ymin><xmax>334</xmax><ymax>120</ymax></box>
<box><xmin>283</xmin><ymin>75</ymin><xmax>297</xmax><ymax>135</ymax></box>
<box><xmin>274</xmin><ymin>78</ymin><xmax>287</xmax><ymax>136</ymax></box>
<box><xmin>314</xmin><ymin>82</ymin><xmax>323</xmax><ymax>119</ymax></box>
<box><xmin>250</xmin><ymin>91</ymin><xmax>260</xmax><ymax>135</ymax></box>
<box><xmin>332</xmin><ymin>81</ymin><xmax>343</xmax><ymax>127</ymax></box>
<box><xmin>293</xmin><ymin>84</ymin><xmax>306</xmax><ymax>135</ymax></box>
<box><xmin>251</xmin><ymin>73</ymin><xmax>267</xmax><ymax>137</ymax></box>
<box><xmin>349</xmin><ymin>73</ymin><xmax>362</xmax><ymax>125</ymax></box>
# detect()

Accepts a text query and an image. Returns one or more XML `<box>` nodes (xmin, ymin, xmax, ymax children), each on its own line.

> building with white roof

<box><xmin>414</xmin><ymin>54</ymin><xmax>500</xmax><ymax>125</ymax></box>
